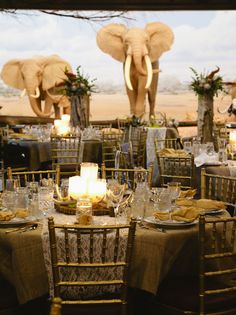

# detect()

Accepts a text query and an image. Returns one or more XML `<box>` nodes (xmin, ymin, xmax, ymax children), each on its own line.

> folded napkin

<box><xmin>153</xmin><ymin>206</ymin><xmax>203</xmax><ymax>222</ymax></box>
<box><xmin>194</xmin><ymin>152</ymin><xmax>219</xmax><ymax>167</ymax></box>
<box><xmin>179</xmin><ymin>189</ymin><xmax>197</xmax><ymax>198</ymax></box>
<box><xmin>195</xmin><ymin>198</ymin><xmax>226</xmax><ymax>210</ymax></box>
<box><xmin>154</xmin><ymin>198</ymin><xmax>226</xmax><ymax>223</ymax></box>
<box><xmin>9</xmin><ymin>133</ymin><xmax>35</xmax><ymax>140</ymax></box>
<box><xmin>176</xmin><ymin>198</ymin><xmax>194</xmax><ymax>207</ymax></box>
<box><xmin>159</xmin><ymin>148</ymin><xmax>189</xmax><ymax>158</ymax></box>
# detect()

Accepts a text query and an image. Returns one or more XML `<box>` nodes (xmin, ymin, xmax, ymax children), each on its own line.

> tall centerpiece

<box><xmin>61</xmin><ymin>66</ymin><xmax>96</xmax><ymax>129</ymax></box>
<box><xmin>190</xmin><ymin>67</ymin><xmax>225</xmax><ymax>143</ymax></box>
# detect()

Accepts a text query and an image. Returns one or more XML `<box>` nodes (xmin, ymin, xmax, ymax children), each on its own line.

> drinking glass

<box><xmin>183</xmin><ymin>141</ymin><xmax>192</xmax><ymax>154</ymax></box>
<box><xmin>5</xmin><ymin>179</ymin><xmax>20</xmax><ymax>191</ymax></box>
<box><xmin>206</xmin><ymin>142</ymin><xmax>215</xmax><ymax>156</ymax></box>
<box><xmin>167</xmin><ymin>182</ymin><xmax>181</xmax><ymax>219</ymax></box>
<box><xmin>76</xmin><ymin>197</ymin><xmax>93</xmax><ymax>225</ymax></box>
<box><xmin>38</xmin><ymin>187</ymin><xmax>54</xmax><ymax>216</ymax></box>
<box><xmin>1</xmin><ymin>191</ymin><xmax>16</xmax><ymax>210</ymax></box>
<box><xmin>106</xmin><ymin>179</ymin><xmax>125</xmax><ymax>218</ymax></box>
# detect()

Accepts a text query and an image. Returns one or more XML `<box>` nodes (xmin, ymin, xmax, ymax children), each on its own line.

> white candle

<box><xmin>230</xmin><ymin>131</ymin><xmax>236</xmax><ymax>145</ymax></box>
<box><xmin>87</xmin><ymin>179</ymin><xmax>107</xmax><ymax>202</ymax></box>
<box><xmin>54</xmin><ymin>119</ymin><xmax>61</xmax><ymax>128</ymax></box>
<box><xmin>69</xmin><ymin>176</ymin><xmax>87</xmax><ymax>200</ymax></box>
<box><xmin>61</xmin><ymin>114</ymin><xmax>70</xmax><ymax>123</ymax></box>
<box><xmin>80</xmin><ymin>163</ymin><xmax>98</xmax><ymax>181</ymax></box>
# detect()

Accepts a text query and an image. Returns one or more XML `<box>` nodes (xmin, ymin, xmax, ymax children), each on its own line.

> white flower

<box><xmin>204</xmin><ymin>83</ymin><xmax>211</xmax><ymax>89</ymax></box>
<box><xmin>200</xmin><ymin>79</ymin><xmax>206</xmax><ymax>84</ymax></box>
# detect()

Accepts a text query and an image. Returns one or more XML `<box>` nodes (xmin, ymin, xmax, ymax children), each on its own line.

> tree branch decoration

<box><xmin>189</xmin><ymin>66</ymin><xmax>226</xmax><ymax>97</ymax></box>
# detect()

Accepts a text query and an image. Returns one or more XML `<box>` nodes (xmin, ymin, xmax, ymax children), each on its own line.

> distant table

<box><xmin>146</xmin><ymin>127</ymin><xmax>180</xmax><ymax>185</ymax></box>
<box><xmin>3</xmin><ymin>140</ymin><xmax>51</xmax><ymax>171</ymax></box>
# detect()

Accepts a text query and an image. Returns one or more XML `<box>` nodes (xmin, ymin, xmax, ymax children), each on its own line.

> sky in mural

<box><xmin>0</xmin><ymin>10</ymin><xmax>235</xmax><ymax>88</ymax></box>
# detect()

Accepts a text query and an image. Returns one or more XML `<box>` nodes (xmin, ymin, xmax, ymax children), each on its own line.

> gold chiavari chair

<box><xmin>48</xmin><ymin>216</ymin><xmax>136</xmax><ymax>315</ymax></box>
<box><xmin>101</xmin><ymin>163</ymin><xmax>153</xmax><ymax>190</ymax></box>
<box><xmin>50</xmin><ymin>135</ymin><xmax>81</xmax><ymax>177</ymax></box>
<box><xmin>155</xmin><ymin>137</ymin><xmax>182</xmax><ymax>151</ymax></box>
<box><xmin>156</xmin><ymin>152</ymin><xmax>195</xmax><ymax>189</ymax></box>
<box><xmin>90</xmin><ymin>122</ymin><xmax>112</xmax><ymax>130</ymax></box>
<box><xmin>101</xmin><ymin>131</ymin><xmax>124</xmax><ymax>169</ymax></box>
<box><xmin>201</xmin><ymin>168</ymin><xmax>236</xmax><ymax>207</ymax></box>
<box><xmin>0</xmin><ymin>160</ymin><xmax>5</xmax><ymax>191</ymax></box>
<box><xmin>50</xmin><ymin>297</ymin><xmax>62</xmax><ymax>315</ymax></box>
<box><xmin>128</xmin><ymin>127</ymin><xmax>147</xmax><ymax>168</ymax></box>
<box><xmin>7</xmin><ymin>166</ymin><xmax>60</xmax><ymax>187</ymax></box>
<box><xmin>156</xmin><ymin>214</ymin><xmax>236</xmax><ymax>314</ymax></box>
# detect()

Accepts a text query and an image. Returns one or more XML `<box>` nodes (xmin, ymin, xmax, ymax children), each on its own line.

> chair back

<box><xmin>101</xmin><ymin>163</ymin><xmax>153</xmax><ymax>190</ymax></box>
<box><xmin>199</xmin><ymin>214</ymin><xmax>236</xmax><ymax>314</ymax></box>
<box><xmin>128</xmin><ymin>127</ymin><xmax>147</xmax><ymax>168</ymax></box>
<box><xmin>90</xmin><ymin>123</ymin><xmax>112</xmax><ymax>130</ymax></box>
<box><xmin>7</xmin><ymin>166</ymin><xmax>60</xmax><ymax>187</ymax></box>
<box><xmin>201</xmin><ymin>168</ymin><xmax>236</xmax><ymax>206</ymax></box>
<box><xmin>50</xmin><ymin>297</ymin><xmax>62</xmax><ymax>315</ymax></box>
<box><xmin>156</xmin><ymin>153</ymin><xmax>195</xmax><ymax>189</ymax></box>
<box><xmin>155</xmin><ymin>138</ymin><xmax>182</xmax><ymax>151</ymax></box>
<box><xmin>0</xmin><ymin>160</ymin><xmax>5</xmax><ymax>191</ymax></box>
<box><xmin>48</xmin><ymin>217</ymin><xmax>136</xmax><ymax>312</ymax></box>
<box><xmin>50</xmin><ymin>135</ymin><xmax>81</xmax><ymax>177</ymax></box>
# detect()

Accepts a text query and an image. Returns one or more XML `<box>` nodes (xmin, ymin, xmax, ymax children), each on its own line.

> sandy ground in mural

<box><xmin>0</xmin><ymin>92</ymin><xmax>233</xmax><ymax>138</ymax></box>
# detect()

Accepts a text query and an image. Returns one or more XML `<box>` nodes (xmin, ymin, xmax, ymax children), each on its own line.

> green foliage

<box><xmin>62</xmin><ymin>66</ymin><xmax>97</xmax><ymax>97</ymax></box>
<box><xmin>189</xmin><ymin>67</ymin><xmax>226</xmax><ymax>97</ymax></box>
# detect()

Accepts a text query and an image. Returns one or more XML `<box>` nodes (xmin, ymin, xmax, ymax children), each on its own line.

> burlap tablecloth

<box><xmin>0</xmin><ymin>212</ymin><xmax>201</xmax><ymax>304</ymax></box>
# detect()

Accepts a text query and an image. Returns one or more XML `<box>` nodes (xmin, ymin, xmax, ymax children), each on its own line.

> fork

<box><xmin>139</xmin><ymin>222</ymin><xmax>166</xmax><ymax>233</ymax></box>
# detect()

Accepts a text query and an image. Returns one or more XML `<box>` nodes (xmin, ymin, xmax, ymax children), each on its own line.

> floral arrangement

<box><xmin>189</xmin><ymin>67</ymin><xmax>226</xmax><ymax>97</ymax></box>
<box><xmin>125</xmin><ymin>115</ymin><xmax>146</xmax><ymax>127</ymax></box>
<box><xmin>60</xmin><ymin>66</ymin><xmax>97</xmax><ymax>97</ymax></box>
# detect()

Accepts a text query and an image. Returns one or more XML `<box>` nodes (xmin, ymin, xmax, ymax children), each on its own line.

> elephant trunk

<box><xmin>124</xmin><ymin>44</ymin><xmax>153</xmax><ymax>90</ymax></box>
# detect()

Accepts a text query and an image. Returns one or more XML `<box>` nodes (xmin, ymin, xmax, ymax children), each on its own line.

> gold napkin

<box><xmin>9</xmin><ymin>133</ymin><xmax>35</xmax><ymax>140</ymax></box>
<box><xmin>176</xmin><ymin>198</ymin><xmax>194</xmax><ymax>207</ymax></box>
<box><xmin>171</xmin><ymin>207</ymin><xmax>204</xmax><ymax>222</ymax></box>
<box><xmin>153</xmin><ymin>206</ymin><xmax>203</xmax><ymax>222</ymax></box>
<box><xmin>179</xmin><ymin>189</ymin><xmax>197</xmax><ymax>198</ymax></box>
<box><xmin>159</xmin><ymin>148</ymin><xmax>189</xmax><ymax>158</ymax></box>
<box><xmin>195</xmin><ymin>199</ymin><xmax>226</xmax><ymax>210</ymax></box>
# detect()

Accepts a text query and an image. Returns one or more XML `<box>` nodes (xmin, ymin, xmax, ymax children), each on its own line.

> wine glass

<box><xmin>106</xmin><ymin>179</ymin><xmax>126</xmax><ymax>219</ymax></box>
<box><xmin>167</xmin><ymin>182</ymin><xmax>181</xmax><ymax>219</ymax></box>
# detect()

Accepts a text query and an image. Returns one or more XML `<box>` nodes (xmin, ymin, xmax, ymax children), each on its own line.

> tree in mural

<box><xmin>189</xmin><ymin>67</ymin><xmax>226</xmax><ymax>143</ymax></box>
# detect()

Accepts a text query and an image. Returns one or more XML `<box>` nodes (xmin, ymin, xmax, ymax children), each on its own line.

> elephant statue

<box><xmin>0</xmin><ymin>54</ymin><xmax>72</xmax><ymax>118</ymax></box>
<box><xmin>218</xmin><ymin>82</ymin><xmax>236</xmax><ymax>117</ymax></box>
<box><xmin>97</xmin><ymin>22</ymin><xmax>174</xmax><ymax>118</ymax></box>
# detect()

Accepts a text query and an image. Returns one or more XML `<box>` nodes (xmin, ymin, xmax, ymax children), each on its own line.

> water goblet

<box><xmin>183</xmin><ymin>141</ymin><xmax>192</xmax><ymax>154</ymax></box>
<box><xmin>38</xmin><ymin>186</ymin><xmax>54</xmax><ymax>216</ymax></box>
<box><xmin>167</xmin><ymin>182</ymin><xmax>181</xmax><ymax>219</ymax></box>
<box><xmin>106</xmin><ymin>179</ymin><xmax>125</xmax><ymax>219</ymax></box>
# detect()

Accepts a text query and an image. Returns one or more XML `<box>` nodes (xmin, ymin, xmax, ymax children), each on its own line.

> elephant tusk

<box><xmin>217</xmin><ymin>105</ymin><xmax>229</xmax><ymax>114</ymax></box>
<box><xmin>30</xmin><ymin>87</ymin><xmax>40</xmax><ymax>99</ymax></box>
<box><xmin>124</xmin><ymin>54</ymin><xmax>133</xmax><ymax>91</ymax></box>
<box><xmin>20</xmin><ymin>88</ymin><xmax>26</xmax><ymax>98</ymax></box>
<box><xmin>144</xmin><ymin>55</ymin><xmax>153</xmax><ymax>89</ymax></box>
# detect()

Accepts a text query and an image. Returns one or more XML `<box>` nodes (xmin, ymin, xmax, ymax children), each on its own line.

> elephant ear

<box><xmin>42</xmin><ymin>60</ymin><xmax>72</xmax><ymax>91</ymax></box>
<box><xmin>145</xmin><ymin>22</ymin><xmax>174</xmax><ymax>62</ymax></box>
<box><xmin>97</xmin><ymin>23</ymin><xmax>128</xmax><ymax>62</ymax></box>
<box><xmin>1</xmin><ymin>59</ymin><xmax>25</xmax><ymax>90</ymax></box>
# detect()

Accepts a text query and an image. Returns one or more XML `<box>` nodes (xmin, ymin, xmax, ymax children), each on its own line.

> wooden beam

<box><xmin>0</xmin><ymin>0</ymin><xmax>236</xmax><ymax>10</ymax></box>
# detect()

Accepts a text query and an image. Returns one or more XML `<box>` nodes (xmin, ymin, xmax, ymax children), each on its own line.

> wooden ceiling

<box><xmin>0</xmin><ymin>0</ymin><xmax>236</xmax><ymax>10</ymax></box>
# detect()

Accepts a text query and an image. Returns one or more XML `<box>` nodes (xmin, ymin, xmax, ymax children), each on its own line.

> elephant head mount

<box><xmin>97</xmin><ymin>22</ymin><xmax>174</xmax><ymax>118</ymax></box>
<box><xmin>218</xmin><ymin>82</ymin><xmax>236</xmax><ymax>116</ymax></box>
<box><xmin>0</xmin><ymin>54</ymin><xmax>72</xmax><ymax>118</ymax></box>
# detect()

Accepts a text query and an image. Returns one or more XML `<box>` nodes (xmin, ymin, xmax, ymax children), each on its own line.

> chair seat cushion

<box><xmin>156</xmin><ymin>276</ymin><xmax>236</xmax><ymax>313</ymax></box>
